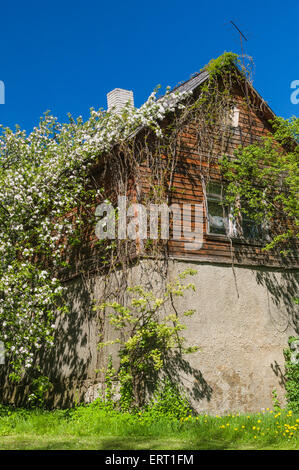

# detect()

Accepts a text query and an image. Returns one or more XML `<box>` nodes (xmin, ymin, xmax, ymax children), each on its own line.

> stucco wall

<box><xmin>1</xmin><ymin>259</ymin><xmax>297</xmax><ymax>413</ymax></box>
<box><xmin>54</xmin><ymin>260</ymin><xmax>298</xmax><ymax>413</ymax></box>
<box><xmin>165</xmin><ymin>260</ymin><xmax>298</xmax><ymax>414</ymax></box>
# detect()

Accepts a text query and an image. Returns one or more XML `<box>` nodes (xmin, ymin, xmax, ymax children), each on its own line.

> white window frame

<box><xmin>202</xmin><ymin>179</ymin><xmax>236</xmax><ymax>237</ymax></box>
<box><xmin>222</xmin><ymin>106</ymin><xmax>240</xmax><ymax>128</ymax></box>
<box><xmin>231</xmin><ymin>106</ymin><xmax>240</xmax><ymax>128</ymax></box>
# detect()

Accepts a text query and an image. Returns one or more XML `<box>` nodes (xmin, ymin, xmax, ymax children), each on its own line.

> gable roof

<box><xmin>169</xmin><ymin>65</ymin><xmax>276</xmax><ymax>121</ymax></box>
<box><xmin>126</xmin><ymin>64</ymin><xmax>276</xmax><ymax>143</ymax></box>
<box><xmin>171</xmin><ymin>70</ymin><xmax>210</xmax><ymax>94</ymax></box>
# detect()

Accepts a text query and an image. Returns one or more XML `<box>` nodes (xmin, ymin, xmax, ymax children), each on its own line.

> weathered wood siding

<box><xmin>139</xmin><ymin>90</ymin><xmax>298</xmax><ymax>268</ymax></box>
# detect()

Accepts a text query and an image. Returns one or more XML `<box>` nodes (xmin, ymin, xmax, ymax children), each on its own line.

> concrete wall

<box><xmin>166</xmin><ymin>260</ymin><xmax>298</xmax><ymax>414</ymax></box>
<box><xmin>1</xmin><ymin>259</ymin><xmax>297</xmax><ymax>413</ymax></box>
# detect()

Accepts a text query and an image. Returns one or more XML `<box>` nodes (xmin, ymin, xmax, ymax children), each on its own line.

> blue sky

<box><xmin>0</xmin><ymin>0</ymin><xmax>298</xmax><ymax>132</ymax></box>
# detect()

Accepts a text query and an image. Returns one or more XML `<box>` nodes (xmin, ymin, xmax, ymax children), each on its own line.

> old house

<box><xmin>2</xmin><ymin>55</ymin><xmax>298</xmax><ymax>413</ymax></box>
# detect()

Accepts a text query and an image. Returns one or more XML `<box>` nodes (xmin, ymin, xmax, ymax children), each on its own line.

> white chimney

<box><xmin>107</xmin><ymin>88</ymin><xmax>134</xmax><ymax>113</ymax></box>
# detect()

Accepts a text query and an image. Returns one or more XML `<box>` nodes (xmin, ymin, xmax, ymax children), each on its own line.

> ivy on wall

<box><xmin>0</xmin><ymin>50</ymin><xmax>296</xmax><ymax>388</ymax></box>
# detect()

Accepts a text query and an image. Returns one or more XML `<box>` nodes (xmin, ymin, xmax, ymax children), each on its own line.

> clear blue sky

<box><xmin>0</xmin><ymin>0</ymin><xmax>298</xmax><ymax>132</ymax></box>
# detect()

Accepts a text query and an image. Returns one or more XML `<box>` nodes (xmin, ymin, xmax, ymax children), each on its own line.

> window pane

<box><xmin>207</xmin><ymin>200</ymin><xmax>228</xmax><ymax>235</ymax></box>
<box><xmin>206</xmin><ymin>182</ymin><xmax>222</xmax><ymax>200</ymax></box>
<box><xmin>242</xmin><ymin>218</ymin><xmax>262</xmax><ymax>239</ymax></box>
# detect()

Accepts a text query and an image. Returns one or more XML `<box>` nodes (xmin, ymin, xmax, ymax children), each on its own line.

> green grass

<box><xmin>0</xmin><ymin>404</ymin><xmax>298</xmax><ymax>450</ymax></box>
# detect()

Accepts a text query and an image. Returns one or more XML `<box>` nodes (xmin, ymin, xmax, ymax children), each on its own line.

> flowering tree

<box><xmin>0</xmin><ymin>88</ymin><xmax>191</xmax><ymax>381</ymax></box>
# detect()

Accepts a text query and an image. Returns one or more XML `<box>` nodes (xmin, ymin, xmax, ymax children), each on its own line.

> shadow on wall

<box><xmin>255</xmin><ymin>268</ymin><xmax>299</xmax><ymax>335</ymax></box>
<box><xmin>271</xmin><ymin>360</ymin><xmax>287</xmax><ymax>388</ymax></box>
<box><xmin>255</xmin><ymin>266</ymin><xmax>298</xmax><ymax>392</ymax></box>
<box><xmin>233</xmin><ymin>239</ymin><xmax>298</xmax><ymax>334</ymax></box>
<box><xmin>127</xmin><ymin>261</ymin><xmax>213</xmax><ymax>409</ymax></box>
<box><xmin>0</xmin><ymin>275</ymin><xmax>103</xmax><ymax>408</ymax></box>
<box><xmin>0</xmin><ymin>261</ymin><xmax>213</xmax><ymax>409</ymax></box>
<box><xmin>42</xmin><ymin>275</ymin><xmax>102</xmax><ymax>408</ymax></box>
<box><xmin>165</xmin><ymin>351</ymin><xmax>213</xmax><ymax>406</ymax></box>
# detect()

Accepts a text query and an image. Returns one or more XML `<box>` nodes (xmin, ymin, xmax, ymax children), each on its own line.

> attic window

<box><xmin>231</xmin><ymin>106</ymin><xmax>240</xmax><ymax>127</ymax></box>
<box><xmin>223</xmin><ymin>106</ymin><xmax>240</xmax><ymax>128</ymax></box>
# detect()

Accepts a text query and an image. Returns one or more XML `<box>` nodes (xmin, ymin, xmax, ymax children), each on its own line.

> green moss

<box><xmin>202</xmin><ymin>52</ymin><xmax>241</xmax><ymax>78</ymax></box>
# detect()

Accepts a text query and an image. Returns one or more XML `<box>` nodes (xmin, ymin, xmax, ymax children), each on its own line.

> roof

<box><xmin>171</xmin><ymin>66</ymin><xmax>276</xmax><ymax>120</ymax></box>
<box><xmin>128</xmin><ymin>65</ymin><xmax>276</xmax><ymax>141</ymax></box>
<box><xmin>171</xmin><ymin>70</ymin><xmax>210</xmax><ymax>95</ymax></box>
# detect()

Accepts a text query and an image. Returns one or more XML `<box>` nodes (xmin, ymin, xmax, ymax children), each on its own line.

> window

<box><xmin>206</xmin><ymin>182</ymin><xmax>230</xmax><ymax>235</ymax></box>
<box><xmin>222</xmin><ymin>106</ymin><xmax>240</xmax><ymax>128</ymax></box>
<box><xmin>239</xmin><ymin>205</ymin><xmax>269</xmax><ymax>241</ymax></box>
<box><xmin>205</xmin><ymin>181</ymin><xmax>268</xmax><ymax>241</ymax></box>
<box><xmin>231</xmin><ymin>106</ymin><xmax>240</xmax><ymax>128</ymax></box>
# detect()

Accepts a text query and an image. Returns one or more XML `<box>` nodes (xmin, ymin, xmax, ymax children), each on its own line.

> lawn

<box><xmin>0</xmin><ymin>403</ymin><xmax>298</xmax><ymax>450</ymax></box>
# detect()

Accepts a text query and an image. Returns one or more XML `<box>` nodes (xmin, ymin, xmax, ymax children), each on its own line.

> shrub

<box><xmin>284</xmin><ymin>337</ymin><xmax>299</xmax><ymax>412</ymax></box>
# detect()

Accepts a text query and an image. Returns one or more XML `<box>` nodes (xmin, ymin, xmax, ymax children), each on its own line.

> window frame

<box><xmin>203</xmin><ymin>179</ymin><xmax>236</xmax><ymax>238</ymax></box>
<box><xmin>203</xmin><ymin>179</ymin><xmax>269</xmax><ymax>242</ymax></box>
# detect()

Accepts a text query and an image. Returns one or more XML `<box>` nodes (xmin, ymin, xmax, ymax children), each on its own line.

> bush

<box><xmin>144</xmin><ymin>379</ymin><xmax>193</xmax><ymax>420</ymax></box>
<box><xmin>284</xmin><ymin>337</ymin><xmax>299</xmax><ymax>412</ymax></box>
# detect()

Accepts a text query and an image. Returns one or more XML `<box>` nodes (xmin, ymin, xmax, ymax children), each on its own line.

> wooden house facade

<box><xmin>1</xmin><ymin>63</ymin><xmax>298</xmax><ymax>413</ymax></box>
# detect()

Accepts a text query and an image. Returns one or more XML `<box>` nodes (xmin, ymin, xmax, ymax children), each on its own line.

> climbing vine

<box><xmin>220</xmin><ymin>116</ymin><xmax>299</xmax><ymax>252</ymax></box>
<box><xmin>96</xmin><ymin>269</ymin><xmax>199</xmax><ymax>409</ymax></box>
<box><xmin>0</xmin><ymin>50</ymin><xmax>285</xmax><ymax>389</ymax></box>
<box><xmin>0</xmin><ymin>88</ymin><xmax>191</xmax><ymax>381</ymax></box>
